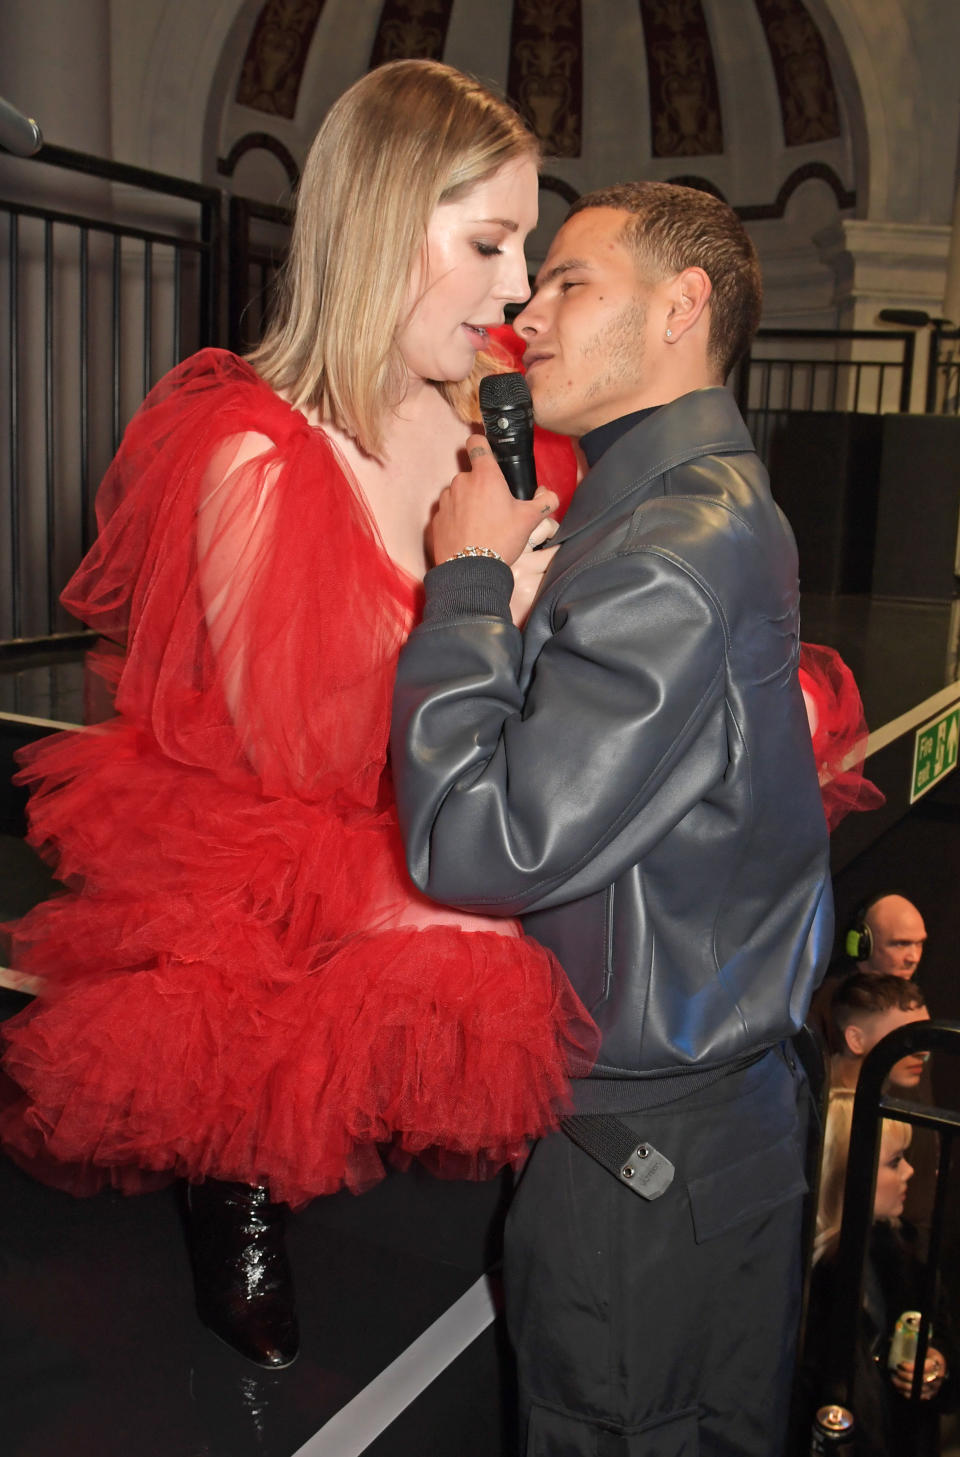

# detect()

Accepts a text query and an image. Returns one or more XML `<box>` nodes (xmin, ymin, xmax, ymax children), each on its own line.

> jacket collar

<box><xmin>555</xmin><ymin>387</ymin><xmax>756</xmax><ymax>545</ymax></box>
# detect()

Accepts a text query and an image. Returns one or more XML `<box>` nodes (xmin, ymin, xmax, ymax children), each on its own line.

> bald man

<box><xmin>856</xmin><ymin>893</ymin><xmax>927</xmax><ymax>979</ymax></box>
<box><xmin>808</xmin><ymin>892</ymin><xmax>927</xmax><ymax>1053</ymax></box>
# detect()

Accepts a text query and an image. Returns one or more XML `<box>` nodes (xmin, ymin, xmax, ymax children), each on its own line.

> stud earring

<box><xmin>665</xmin><ymin>328</ymin><xmax>673</xmax><ymax>339</ymax></box>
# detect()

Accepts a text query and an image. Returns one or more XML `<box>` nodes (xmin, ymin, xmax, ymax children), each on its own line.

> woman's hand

<box><xmin>509</xmin><ymin>524</ymin><xmax>559</xmax><ymax>627</ymax></box>
<box><xmin>891</xmin><ymin>1346</ymin><xmax>947</xmax><ymax>1400</ymax></box>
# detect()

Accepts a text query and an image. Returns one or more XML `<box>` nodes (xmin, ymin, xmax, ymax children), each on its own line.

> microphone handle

<box><xmin>493</xmin><ymin>448</ymin><xmax>537</xmax><ymax>501</ymax></box>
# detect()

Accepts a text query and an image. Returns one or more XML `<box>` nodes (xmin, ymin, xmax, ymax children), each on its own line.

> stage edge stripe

<box><xmin>0</xmin><ymin>709</ymin><xmax>80</xmax><ymax>731</ymax></box>
<box><xmin>290</xmin><ymin>1274</ymin><xmax>497</xmax><ymax>1457</ymax></box>
<box><xmin>865</xmin><ymin>680</ymin><xmax>960</xmax><ymax>760</ymax></box>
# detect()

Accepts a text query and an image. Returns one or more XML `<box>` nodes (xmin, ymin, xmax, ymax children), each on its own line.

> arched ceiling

<box><xmin>219</xmin><ymin>0</ymin><xmax>857</xmax><ymax>222</ymax></box>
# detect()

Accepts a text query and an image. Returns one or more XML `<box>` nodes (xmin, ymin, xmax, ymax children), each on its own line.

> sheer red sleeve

<box><xmin>799</xmin><ymin>642</ymin><xmax>885</xmax><ymax>832</ymax></box>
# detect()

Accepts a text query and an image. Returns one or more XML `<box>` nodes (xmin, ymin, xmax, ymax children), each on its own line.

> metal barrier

<box><xmin>928</xmin><ymin>327</ymin><xmax>960</xmax><ymax>416</ymax></box>
<box><xmin>734</xmin><ymin>329</ymin><xmax>916</xmax><ymax>467</ymax></box>
<box><xmin>809</xmin><ymin>1020</ymin><xmax>960</xmax><ymax>1451</ymax></box>
<box><xmin>1</xmin><ymin>143</ymin><xmax>220</xmax><ymax>648</ymax></box>
<box><xmin>227</xmin><ymin>195</ymin><xmax>291</xmax><ymax>355</ymax></box>
<box><xmin>0</xmin><ymin>140</ymin><xmax>953</xmax><ymax>655</ymax></box>
<box><xmin>791</xmin><ymin>1025</ymin><xmax>831</xmax><ymax>1442</ymax></box>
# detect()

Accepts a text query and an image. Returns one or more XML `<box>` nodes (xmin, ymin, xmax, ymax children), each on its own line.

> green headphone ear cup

<box><xmin>845</xmin><ymin>924</ymin><xmax>872</xmax><ymax>960</ymax></box>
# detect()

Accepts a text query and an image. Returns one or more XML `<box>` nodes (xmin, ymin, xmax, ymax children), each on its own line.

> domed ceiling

<box><xmin>215</xmin><ymin>0</ymin><xmax>860</xmax><ymax>319</ymax></box>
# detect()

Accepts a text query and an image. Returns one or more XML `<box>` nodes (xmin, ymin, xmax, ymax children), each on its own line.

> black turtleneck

<box><xmin>580</xmin><ymin>405</ymin><xmax>663</xmax><ymax>468</ymax></box>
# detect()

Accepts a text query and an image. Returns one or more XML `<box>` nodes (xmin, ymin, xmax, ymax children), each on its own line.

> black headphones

<box><xmin>843</xmin><ymin>891</ymin><xmax>905</xmax><ymax>962</ymax></box>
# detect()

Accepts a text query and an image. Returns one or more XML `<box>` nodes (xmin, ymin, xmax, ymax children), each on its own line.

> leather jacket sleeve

<box><xmin>392</xmin><ymin>542</ymin><xmax>728</xmax><ymax>917</ymax></box>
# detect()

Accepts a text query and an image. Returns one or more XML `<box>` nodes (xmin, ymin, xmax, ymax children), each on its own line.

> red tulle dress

<box><xmin>798</xmin><ymin>642</ymin><xmax>885</xmax><ymax>832</ymax></box>
<box><xmin>0</xmin><ymin>348</ymin><xmax>598</xmax><ymax>1207</ymax></box>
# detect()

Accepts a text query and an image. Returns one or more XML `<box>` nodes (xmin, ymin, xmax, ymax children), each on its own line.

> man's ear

<box><xmin>663</xmin><ymin>266</ymin><xmax>711</xmax><ymax>343</ymax></box>
<box><xmin>844</xmin><ymin>1023</ymin><xmax>865</xmax><ymax>1056</ymax></box>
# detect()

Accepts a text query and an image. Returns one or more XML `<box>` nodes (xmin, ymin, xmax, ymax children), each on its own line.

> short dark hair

<box><xmin>831</xmin><ymin>971</ymin><xmax>927</xmax><ymax>1043</ymax></box>
<box><xmin>567</xmin><ymin>181</ymin><xmax>762</xmax><ymax>380</ymax></box>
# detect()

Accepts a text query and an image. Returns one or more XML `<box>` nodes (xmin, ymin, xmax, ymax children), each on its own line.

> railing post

<box><xmin>1</xmin><ymin>142</ymin><xmax>226</xmax><ymax>649</ymax></box>
<box><xmin>927</xmin><ymin>326</ymin><xmax>941</xmax><ymax>413</ymax></box>
<box><xmin>228</xmin><ymin>195</ymin><xmax>249</xmax><ymax>357</ymax></box>
<box><xmin>200</xmin><ymin>192</ymin><xmax>221</xmax><ymax>350</ymax></box>
<box><xmin>900</xmin><ymin>329</ymin><xmax>915</xmax><ymax>413</ymax></box>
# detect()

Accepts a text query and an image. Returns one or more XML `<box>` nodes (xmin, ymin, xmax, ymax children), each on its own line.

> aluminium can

<box><xmin>811</xmin><ymin>1404</ymin><xmax>855</xmax><ymax>1450</ymax></box>
<box><xmin>888</xmin><ymin>1310</ymin><xmax>922</xmax><ymax>1370</ymax></box>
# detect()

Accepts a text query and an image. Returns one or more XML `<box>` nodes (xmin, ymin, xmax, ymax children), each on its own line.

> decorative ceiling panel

<box><xmin>507</xmin><ymin>0</ymin><xmax>583</xmax><ymax>159</ymax></box>
<box><xmin>236</xmin><ymin>0</ymin><xmax>327</xmax><ymax>119</ymax></box>
<box><xmin>638</xmin><ymin>0</ymin><xmax>723</xmax><ymax>158</ymax></box>
<box><xmin>369</xmin><ymin>0</ymin><xmax>455</xmax><ymax>66</ymax></box>
<box><xmin>752</xmin><ymin>0</ymin><xmax>841</xmax><ymax>145</ymax></box>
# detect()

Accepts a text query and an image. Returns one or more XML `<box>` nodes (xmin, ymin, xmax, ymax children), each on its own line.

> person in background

<box><xmin>807</xmin><ymin>1090</ymin><xmax>950</xmax><ymax>1456</ymax></box>
<box><xmin>850</xmin><ymin>893</ymin><xmax>928</xmax><ymax>979</ymax></box>
<box><xmin>829</xmin><ymin>971</ymin><xmax>937</xmax><ymax>1243</ymax></box>
<box><xmin>807</xmin><ymin>892</ymin><xmax>927</xmax><ymax>1050</ymax></box>
<box><xmin>829</xmin><ymin>973</ymin><xmax>930</xmax><ymax>1093</ymax></box>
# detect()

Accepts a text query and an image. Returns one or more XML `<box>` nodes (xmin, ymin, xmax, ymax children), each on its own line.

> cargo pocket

<box><xmin>687</xmin><ymin>1128</ymin><xmax>806</xmax><ymax>1244</ymax></box>
<box><xmin>526</xmin><ymin>1401</ymin><xmax>699</xmax><ymax>1456</ymax></box>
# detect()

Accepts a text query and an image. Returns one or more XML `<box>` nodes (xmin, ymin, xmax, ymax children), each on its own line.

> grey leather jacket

<box><xmin>392</xmin><ymin>388</ymin><xmax>833</xmax><ymax>1090</ymax></box>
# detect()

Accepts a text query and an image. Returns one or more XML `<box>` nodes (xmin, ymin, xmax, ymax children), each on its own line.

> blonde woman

<box><xmin>0</xmin><ymin>61</ymin><xmax>596</xmax><ymax>1368</ymax></box>
<box><xmin>807</xmin><ymin>1091</ymin><xmax>950</xmax><ymax>1454</ymax></box>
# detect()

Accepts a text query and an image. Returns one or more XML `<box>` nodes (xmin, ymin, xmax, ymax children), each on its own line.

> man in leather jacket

<box><xmin>392</xmin><ymin>182</ymin><xmax>833</xmax><ymax>1456</ymax></box>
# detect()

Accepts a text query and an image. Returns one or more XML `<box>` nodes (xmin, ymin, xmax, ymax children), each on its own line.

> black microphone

<box><xmin>478</xmin><ymin>372</ymin><xmax>537</xmax><ymax>500</ymax></box>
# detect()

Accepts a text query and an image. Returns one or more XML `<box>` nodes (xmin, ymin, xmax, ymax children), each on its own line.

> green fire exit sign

<box><xmin>911</xmin><ymin>705</ymin><xmax>960</xmax><ymax>803</ymax></box>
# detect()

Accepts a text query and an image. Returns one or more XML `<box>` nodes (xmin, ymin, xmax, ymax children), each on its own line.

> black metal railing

<box><xmin>1</xmin><ymin>143</ymin><xmax>220</xmax><ymax>648</ymax></box>
<box><xmin>734</xmin><ymin>328</ymin><xmax>916</xmax><ymax>467</ymax></box>
<box><xmin>811</xmin><ymin>1021</ymin><xmax>960</xmax><ymax>1449</ymax></box>
<box><xmin>927</xmin><ymin>326</ymin><xmax>960</xmax><ymax>415</ymax></box>
<box><xmin>228</xmin><ymin>195</ymin><xmax>291</xmax><ymax>355</ymax></box>
<box><xmin>1</xmin><ymin>140</ymin><xmax>957</xmax><ymax>658</ymax></box>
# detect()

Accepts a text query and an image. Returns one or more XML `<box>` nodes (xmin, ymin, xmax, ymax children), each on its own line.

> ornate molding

<box><xmin>665</xmin><ymin>165</ymin><xmax>854</xmax><ymax>220</ymax></box>
<box><xmin>218</xmin><ymin>132</ymin><xmax>301</xmax><ymax>187</ymax></box>
<box><xmin>539</xmin><ymin>172</ymin><xmax>580</xmax><ymax>206</ymax></box>
<box><xmin>814</xmin><ymin>218</ymin><xmax>952</xmax><ymax>328</ymax></box>
<box><xmin>665</xmin><ymin>173</ymin><xmax>727</xmax><ymax>201</ymax></box>
<box><xmin>739</xmin><ymin>162</ymin><xmax>855</xmax><ymax>220</ymax></box>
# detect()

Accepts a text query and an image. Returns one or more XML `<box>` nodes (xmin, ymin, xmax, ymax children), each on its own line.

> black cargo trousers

<box><xmin>504</xmin><ymin>1045</ymin><xmax>808</xmax><ymax>1456</ymax></box>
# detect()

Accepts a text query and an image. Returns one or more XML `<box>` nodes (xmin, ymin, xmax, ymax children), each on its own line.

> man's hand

<box><xmin>432</xmin><ymin>434</ymin><xmax>559</xmax><ymax>568</ymax></box>
<box><xmin>891</xmin><ymin>1347</ymin><xmax>947</xmax><ymax>1400</ymax></box>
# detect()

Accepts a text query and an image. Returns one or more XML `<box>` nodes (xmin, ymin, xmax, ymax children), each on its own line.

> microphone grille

<box><xmin>479</xmin><ymin>371</ymin><xmax>532</xmax><ymax>411</ymax></box>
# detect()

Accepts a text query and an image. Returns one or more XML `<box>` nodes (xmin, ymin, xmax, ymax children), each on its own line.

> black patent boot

<box><xmin>186</xmin><ymin>1179</ymin><xmax>300</xmax><ymax>1369</ymax></box>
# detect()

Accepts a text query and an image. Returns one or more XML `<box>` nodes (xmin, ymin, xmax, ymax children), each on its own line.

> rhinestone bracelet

<box><xmin>445</xmin><ymin>546</ymin><xmax>504</xmax><ymax>563</ymax></box>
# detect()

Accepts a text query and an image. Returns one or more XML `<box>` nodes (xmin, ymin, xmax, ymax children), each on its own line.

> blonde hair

<box><xmin>814</xmin><ymin>1090</ymin><xmax>912</xmax><ymax>1264</ymax></box>
<box><xmin>248</xmin><ymin>60</ymin><xmax>537</xmax><ymax>455</ymax></box>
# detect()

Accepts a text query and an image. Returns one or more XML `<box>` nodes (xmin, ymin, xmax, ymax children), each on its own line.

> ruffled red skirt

<box><xmin>1</xmin><ymin>721</ymin><xmax>598</xmax><ymax>1208</ymax></box>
